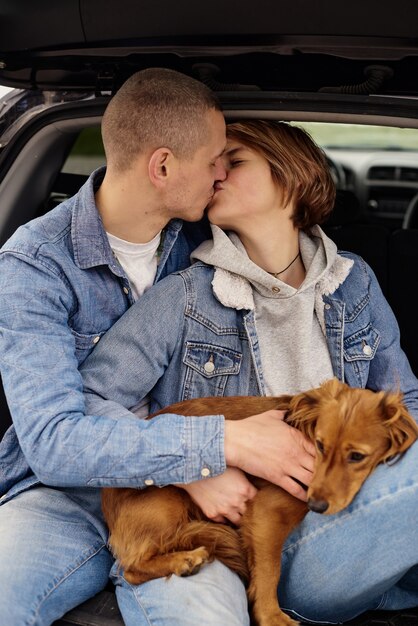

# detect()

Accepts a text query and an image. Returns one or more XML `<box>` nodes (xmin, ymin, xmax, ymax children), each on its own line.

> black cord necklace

<box><xmin>267</xmin><ymin>251</ymin><xmax>301</xmax><ymax>279</ymax></box>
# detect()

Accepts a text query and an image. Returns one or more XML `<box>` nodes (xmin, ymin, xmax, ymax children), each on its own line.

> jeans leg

<box><xmin>112</xmin><ymin>559</ymin><xmax>250</xmax><ymax>626</ymax></box>
<box><xmin>278</xmin><ymin>442</ymin><xmax>418</xmax><ymax>624</ymax></box>
<box><xmin>0</xmin><ymin>486</ymin><xmax>114</xmax><ymax>626</ymax></box>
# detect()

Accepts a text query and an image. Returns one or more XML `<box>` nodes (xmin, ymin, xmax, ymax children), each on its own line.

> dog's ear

<box><xmin>287</xmin><ymin>387</ymin><xmax>322</xmax><ymax>440</ymax></box>
<box><xmin>379</xmin><ymin>391</ymin><xmax>418</xmax><ymax>461</ymax></box>
<box><xmin>286</xmin><ymin>378</ymin><xmax>346</xmax><ymax>440</ymax></box>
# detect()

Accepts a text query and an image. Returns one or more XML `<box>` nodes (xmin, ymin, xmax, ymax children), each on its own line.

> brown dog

<box><xmin>102</xmin><ymin>379</ymin><xmax>418</xmax><ymax>626</ymax></box>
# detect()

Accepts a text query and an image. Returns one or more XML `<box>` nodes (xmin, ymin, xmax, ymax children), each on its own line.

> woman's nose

<box><xmin>215</xmin><ymin>158</ymin><xmax>227</xmax><ymax>181</ymax></box>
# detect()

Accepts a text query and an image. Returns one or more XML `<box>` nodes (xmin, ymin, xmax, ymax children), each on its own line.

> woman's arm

<box><xmin>362</xmin><ymin>259</ymin><xmax>418</xmax><ymax>418</ymax></box>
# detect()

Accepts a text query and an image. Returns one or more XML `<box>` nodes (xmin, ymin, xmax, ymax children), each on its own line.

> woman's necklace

<box><xmin>266</xmin><ymin>251</ymin><xmax>300</xmax><ymax>279</ymax></box>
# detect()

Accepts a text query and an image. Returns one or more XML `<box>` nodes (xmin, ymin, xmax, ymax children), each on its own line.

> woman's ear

<box><xmin>148</xmin><ymin>148</ymin><xmax>175</xmax><ymax>188</ymax></box>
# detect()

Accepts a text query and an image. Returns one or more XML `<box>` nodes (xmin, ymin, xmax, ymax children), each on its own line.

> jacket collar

<box><xmin>71</xmin><ymin>167</ymin><xmax>116</xmax><ymax>270</ymax></box>
<box><xmin>71</xmin><ymin>167</ymin><xmax>183</xmax><ymax>272</ymax></box>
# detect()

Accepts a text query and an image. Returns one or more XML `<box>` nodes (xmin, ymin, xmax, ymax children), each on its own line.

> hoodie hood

<box><xmin>191</xmin><ymin>224</ymin><xmax>352</xmax><ymax>312</ymax></box>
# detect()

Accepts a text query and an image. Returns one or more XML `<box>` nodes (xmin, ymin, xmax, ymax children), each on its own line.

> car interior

<box><xmin>1</xmin><ymin>2</ymin><xmax>418</xmax><ymax>623</ymax></box>
<box><xmin>1</xmin><ymin>110</ymin><xmax>417</xmax><ymax>449</ymax></box>
<box><xmin>1</xmin><ymin>106</ymin><xmax>417</xmax><ymax>626</ymax></box>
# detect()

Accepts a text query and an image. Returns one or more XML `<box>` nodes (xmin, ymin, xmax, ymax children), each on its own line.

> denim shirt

<box><xmin>81</xmin><ymin>256</ymin><xmax>418</xmax><ymax>461</ymax></box>
<box><xmin>0</xmin><ymin>168</ymin><xmax>223</xmax><ymax>501</ymax></box>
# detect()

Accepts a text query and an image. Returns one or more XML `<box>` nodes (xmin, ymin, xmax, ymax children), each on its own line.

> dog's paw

<box><xmin>173</xmin><ymin>546</ymin><xmax>210</xmax><ymax>577</ymax></box>
<box><xmin>255</xmin><ymin>610</ymin><xmax>299</xmax><ymax>626</ymax></box>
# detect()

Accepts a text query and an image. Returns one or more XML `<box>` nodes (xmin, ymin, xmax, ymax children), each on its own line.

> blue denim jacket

<box><xmin>81</xmin><ymin>255</ymin><xmax>418</xmax><ymax>468</ymax></box>
<box><xmin>0</xmin><ymin>168</ymin><xmax>224</xmax><ymax>501</ymax></box>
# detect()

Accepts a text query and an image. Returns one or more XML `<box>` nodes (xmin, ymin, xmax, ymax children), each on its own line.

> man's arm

<box><xmin>0</xmin><ymin>252</ymin><xmax>314</xmax><ymax>508</ymax></box>
<box><xmin>177</xmin><ymin>412</ymin><xmax>315</xmax><ymax>524</ymax></box>
<box><xmin>81</xmin><ymin>269</ymin><xmax>315</xmax><ymax>505</ymax></box>
<box><xmin>0</xmin><ymin>254</ymin><xmax>226</xmax><ymax>488</ymax></box>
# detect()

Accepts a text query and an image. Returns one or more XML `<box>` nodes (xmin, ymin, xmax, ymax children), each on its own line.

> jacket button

<box><xmin>363</xmin><ymin>344</ymin><xmax>372</xmax><ymax>356</ymax></box>
<box><xmin>201</xmin><ymin>467</ymin><xmax>211</xmax><ymax>477</ymax></box>
<box><xmin>92</xmin><ymin>336</ymin><xmax>100</xmax><ymax>344</ymax></box>
<box><xmin>272</xmin><ymin>286</ymin><xmax>280</xmax><ymax>293</ymax></box>
<box><xmin>325</xmin><ymin>304</ymin><xmax>331</xmax><ymax>310</ymax></box>
<box><xmin>144</xmin><ymin>478</ymin><xmax>154</xmax><ymax>486</ymax></box>
<box><xmin>123</xmin><ymin>287</ymin><xmax>129</xmax><ymax>295</ymax></box>
<box><xmin>204</xmin><ymin>361</ymin><xmax>215</xmax><ymax>374</ymax></box>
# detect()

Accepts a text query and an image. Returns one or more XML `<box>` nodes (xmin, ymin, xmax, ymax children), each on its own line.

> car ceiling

<box><xmin>1</xmin><ymin>0</ymin><xmax>418</xmax><ymax>49</ymax></box>
<box><xmin>1</xmin><ymin>0</ymin><xmax>418</xmax><ymax>97</ymax></box>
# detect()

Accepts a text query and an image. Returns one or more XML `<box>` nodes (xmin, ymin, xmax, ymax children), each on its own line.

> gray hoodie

<box><xmin>192</xmin><ymin>224</ymin><xmax>350</xmax><ymax>395</ymax></box>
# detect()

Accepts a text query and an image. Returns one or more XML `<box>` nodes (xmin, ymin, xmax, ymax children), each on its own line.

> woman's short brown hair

<box><xmin>102</xmin><ymin>68</ymin><xmax>221</xmax><ymax>172</ymax></box>
<box><xmin>226</xmin><ymin>120</ymin><xmax>335</xmax><ymax>229</ymax></box>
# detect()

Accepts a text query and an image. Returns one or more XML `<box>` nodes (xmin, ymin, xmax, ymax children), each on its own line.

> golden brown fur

<box><xmin>102</xmin><ymin>379</ymin><xmax>418</xmax><ymax>626</ymax></box>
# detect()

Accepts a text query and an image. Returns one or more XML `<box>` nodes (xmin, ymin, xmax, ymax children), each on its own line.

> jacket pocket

<box><xmin>71</xmin><ymin>329</ymin><xmax>107</xmax><ymax>363</ymax></box>
<box><xmin>182</xmin><ymin>342</ymin><xmax>242</xmax><ymax>399</ymax></box>
<box><xmin>343</xmin><ymin>324</ymin><xmax>380</xmax><ymax>385</ymax></box>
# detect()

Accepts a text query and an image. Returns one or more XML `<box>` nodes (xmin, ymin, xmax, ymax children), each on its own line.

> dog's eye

<box><xmin>348</xmin><ymin>451</ymin><xmax>366</xmax><ymax>463</ymax></box>
<box><xmin>316</xmin><ymin>439</ymin><xmax>324</xmax><ymax>454</ymax></box>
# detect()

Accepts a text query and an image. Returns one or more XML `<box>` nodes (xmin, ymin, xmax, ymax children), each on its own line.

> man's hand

<box><xmin>224</xmin><ymin>410</ymin><xmax>316</xmax><ymax>501</ymax></box>
<box><xmin>178</xmin><ymin>467</ymin><xmax>257</xmax><ymax>525</ymax></box>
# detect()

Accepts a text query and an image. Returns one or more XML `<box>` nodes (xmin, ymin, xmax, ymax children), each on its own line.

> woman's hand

<box><xmin>224</xmin><ymin>410</ymin><xmax>316</xmax><ymax>501</ymax></box>
<box><xmin>178</xmin><ymin>466</ymin><xmax>257</xmax><ymax>525</ymax></box>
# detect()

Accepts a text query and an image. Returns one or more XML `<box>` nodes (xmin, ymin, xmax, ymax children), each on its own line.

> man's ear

<box><xmin>148</xmin><ymin>148</ymin><xmax>176</xmax><ymax>188</ymax></box>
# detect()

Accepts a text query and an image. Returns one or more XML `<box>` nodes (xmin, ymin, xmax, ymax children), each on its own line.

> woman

<box><xmin>82</xmin><ymin>120</ymin><xmax>418</xmax><ymax>625</ymax></box>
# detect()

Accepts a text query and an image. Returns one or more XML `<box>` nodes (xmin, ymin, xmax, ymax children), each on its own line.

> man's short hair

<box><xmin>102</xmin><ymin>68</ymin><xmax>221</xmax><ymax>172</ymax></box>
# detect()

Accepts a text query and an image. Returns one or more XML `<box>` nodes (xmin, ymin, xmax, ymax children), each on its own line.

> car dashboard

<box><xmin>326</xmin><ymin>148</ymin><xmax>418</xmax><ymax>230</ymax></box>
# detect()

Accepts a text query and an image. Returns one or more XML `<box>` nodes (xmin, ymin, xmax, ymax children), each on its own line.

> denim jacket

<box><xmin>82</xmin><ymin>252</ymin><xmax>418</xmax><ymax>475</ymax></box>
<box><xmin>0</xmin><ymin>168</ymin><xmax>222</xmax><ymax>501</ymax></box>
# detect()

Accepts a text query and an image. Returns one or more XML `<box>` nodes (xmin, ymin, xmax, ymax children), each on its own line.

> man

<box><xmin>0</xmin><ymin>68</ymin><xmax>314</xmax><ymax>625</ymax></box>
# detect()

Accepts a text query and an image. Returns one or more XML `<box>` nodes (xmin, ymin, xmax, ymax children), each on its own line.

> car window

<box><xmin>296</xmin><ymin>121</ymin><xmax>418</xmax><ymax>232</ymax></box>
<box><xmin>62</xmin><ymin>126</ymin><xmax>105</xmax><ymax>176</ymax></box>
<box><xmin>44</xmin><ymin>127</ymin><xmax>105</xmax><ymax>213</ymax></box>
<box><xmin>296</xmin><ymin>121</ymin><xmax>418</xmax><ymax>150</ymax></box>
<box><xmin>45</xmin><ymin>120</ymin><xmax>418</xmax><ymax>234</ymax></box>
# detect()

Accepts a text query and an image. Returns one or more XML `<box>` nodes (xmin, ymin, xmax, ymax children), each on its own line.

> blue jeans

<box><xmin>1</xmin><ymin>442</ymin><xmax>417</xmax><ymax>626</ymax></box>
<box><xmin>279</xmin><ymin>442</ymin><xmax>418</xmax><ymax>623</ymax></box>
<box><xmin>0</xmin><ymin>486</ymin><xmax>248</xmax><ymax>626</ymax></box>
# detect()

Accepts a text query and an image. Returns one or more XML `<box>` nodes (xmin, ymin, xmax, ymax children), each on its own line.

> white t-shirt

<box><xmin>106</xmin><ymin>231</ymin><xmax>161</xmax><ymax>301</ymax></box>
<box><xmin>106</xmin><ymin>230</ymin><xmax>162</xmax><ymax>418</ymax></box>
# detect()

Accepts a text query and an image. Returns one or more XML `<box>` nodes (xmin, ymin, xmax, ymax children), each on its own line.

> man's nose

<box><xmin>215</xmin><ymin>158</ymin><xmax>227</xmax><ymax>181</ymax></box>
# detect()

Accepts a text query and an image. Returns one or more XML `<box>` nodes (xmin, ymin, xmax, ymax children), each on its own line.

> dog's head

<box><xmin>287</xmin><ymin>378</ymin><xmax>418</xmax><ymax>515</ymax></box>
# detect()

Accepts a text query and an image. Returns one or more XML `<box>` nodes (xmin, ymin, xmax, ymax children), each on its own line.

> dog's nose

<box><xmin>307</xmin><ymin>498</ymin><xmax>329</xmax><ymax>514</ymax></box>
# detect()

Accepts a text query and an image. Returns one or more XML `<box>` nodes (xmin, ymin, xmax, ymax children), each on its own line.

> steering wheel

<box><xmin>326</xmin><ymin>155</ymin><xmax>346</xmax><ymax>189</ymax></box>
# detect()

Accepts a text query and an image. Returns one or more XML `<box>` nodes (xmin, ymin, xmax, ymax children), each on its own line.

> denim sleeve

<box><xmin>0</xmin><ymin>253</ymin><xmax>226</xmax><ymax>488</ymax></box>
<box><xmin>363</xmin><ymin>260</ymin><xmax>418</xmax><ymax>420</ymax></box>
